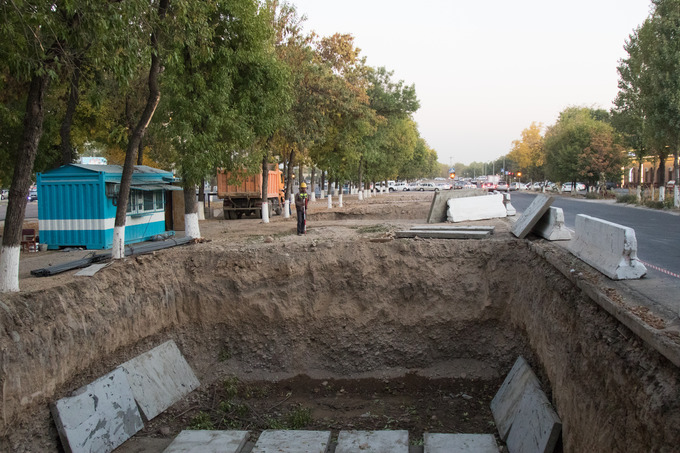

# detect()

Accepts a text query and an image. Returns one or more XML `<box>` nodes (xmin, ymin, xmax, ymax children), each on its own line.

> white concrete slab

<box><xmin>163</xmin><ymin>430</ymin><xmax>248</xmax><ymax>453</ymax></box>
<box><xmin>75</xmin><ymin>263</ymin><xmax>110</xmax><ymax>277</ymax></box>
<box><xmin>505</xmin><ymin>385</ymin><xmax>562</xmax><ymax>453</ymax></box>
<box><xmin>395</xmin><ymin>230</ymin><xmax>491</xmax><ymax>239</ymax></box>
<box><xmin>532</xmin><ymin>207</ymin><xmax>571</xmax><ymax>241</ymax></box>
<box><xmin>490</xmin><ymin>356</ymin><xmax>541</xmax><ymax>441</ymax></box>
<box><xmin>50</xmin><ymin>368</ymin><xmax>143</xmax><ymax>453</ymax></box>
<box><xmin>118</xmin><ymin>340</ymin><xmax>200</xmax><ymax>421</ymax></box>
<box><xmin>427</xmin><ymin>189</ymin><xmax>485</xmax><ymax>223</ymax></box>
<box><xmin>335</xmin><ymin>430</ymin><xmax>409</xmax><ymax>453</ymax></box>
<box><xmin>503</xmin><ymin>192</ymin><xmax>516</xmax><ymax>216</ymax></box>
<box><xmin>569</xmin><ymin>214</ymin><xmax>647</xmax><ymax>280</ymax></box>
<box><xmin>446</xmin><ymin>193</ymin><xmax>507</xmax><ymax>223</ymax></box>
<box><xmin>252</xmin><ymin>430</ymin><xmax>331</xmax><ymax>453</ymax></box>
<box><xmin>424</xmin><ymin>433</ymin><xmax>499</xmax><ymax>453</ymax></box>
<box><xmin>511</xmin><ymin>195</ymin><xmax>554</xmax><ymax>238</ymax></box>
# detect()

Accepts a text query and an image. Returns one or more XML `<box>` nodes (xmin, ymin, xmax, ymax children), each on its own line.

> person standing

<box><xmin>295</xmin><ymin>182</ymin><xmax>309</xmax><ymax>235</ymax></box>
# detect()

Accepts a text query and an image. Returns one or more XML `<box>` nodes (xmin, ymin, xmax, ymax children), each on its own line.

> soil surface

<box><xmin>2</xmin><ymin>190</ymin><xmax>678</xmax><ymax>453</ymax></box>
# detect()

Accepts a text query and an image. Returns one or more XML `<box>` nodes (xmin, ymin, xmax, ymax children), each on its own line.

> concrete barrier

<box><xmin>532</xmin><ymin>207</ymin><xmax>571</xmax><ymax>241</ymax></box>
<box><xmin>446</xmin><ymin>193</ymin><xmax>506</xmax><ymax>223</ymax></box>
<box><xmin>570</xmin><ymin>214</ymin><xmax>647</xmax><ymax>280</ymax></box>
<box><xmin>426</xmin><ymin>189</ymin><xmax>483</xmax><ymax>223</ymax></box>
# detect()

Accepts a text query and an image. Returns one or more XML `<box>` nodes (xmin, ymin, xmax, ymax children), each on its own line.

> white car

<box><xmin>417</xmin><ymin>182</ymin><xmax>438</xmax><ymax>191</ymax></box>
<box><xmin>435</xmin><ymin>182</ymin><xmax>452</xmax><ymax>190</ymax></box>
<box><xmin>391</xmin><ymin>181</ymin><xmax>409</xmax><ymax>192</ymax></box>
<box><xmin>561</xmin><ymin>182</ymin><xmax>586</xmax><ymax>192</ymax></box>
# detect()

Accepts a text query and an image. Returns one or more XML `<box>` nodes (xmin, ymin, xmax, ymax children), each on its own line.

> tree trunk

<box><xmin>198</xmin><ymin>178</ymin><xmax>205</xmax><ymax>202</ymax></box>
<box><xmin>358</xmin><ymin>157</ymin><xmax>363</xmax><ymax>191</ymax></box>
<box><xmin>60</xmin><ymin>65</ymin><xmax>81</xmax><ymax>166</ymax></box>
<box><xmin>183</xmin><ymin>185</ymin><xmax>200</xmax><ymax>238</ymax></box>
<box><xmin>310</xmin><ymin>167</ymin><xmax>316</xmax><ymax>194</ymax></box>
<box><xmin>285</xmin><ymin>147</ymin><xmax>295</xmax><ymax>200</ymax></box>
<box><xmin>0</xmin><ymin>73</ymin><xmax>49</xmax><ymax>292</ymax></box>
<box><xmin>320</xmin><ymin>171</ymin><xmax>325</xmax><ymax>194</ymax></box>
<box><xmin>112</xmin><ymin>0</ymin><xmax>168</xmax><ymax>259</ymax></box>
<box><xmin>137</xmin><ymin>138</ymin><xmax>144</xmax><ymax>165</ymax></box>
<box><xmin>261</xmin><ymin>153</ymin><xmax>270</xmax><ymax>223</ymax></box>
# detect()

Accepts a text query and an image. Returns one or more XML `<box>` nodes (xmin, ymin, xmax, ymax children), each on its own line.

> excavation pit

<box><xmin>1</xmin><ymin>208</ymin><xmax>679</xmax><ymax>452</ymax></box>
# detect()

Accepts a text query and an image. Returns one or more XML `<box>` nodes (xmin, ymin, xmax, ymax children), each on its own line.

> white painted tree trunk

<box><xmin>636</xmin><ymin>185</ymin><xmax>641</xmax><ymax>202</ymax></box>
<box><xmin>327</xmin><ymin>195</ymin><xmax>332</xmax><ymax>209</ymax></box>
<box><xmin>197</xmin><ymin>201</ymin><xmax>205</xmax><ymax>220</ymax></box>
<box><xmin>660</xmin><ymin>186</ymin><xmax>665</xmax><ymax>202</ymax></box>
<box><xmin>262</xmin><ymin>201</ymin><xmax>269</xmax><ymax>223</ymax></box>
<box><xmin>0</xmin><ymin>246</ymin><xmax>20</xmax><ymax>292</ymax></box>
<box><xmin>358</xmin><ymin>190</ymin><xmax>364</xmax><ymax>201</ymax></box>
<box><xmin>675</xmin><ymin>186</ymin><xmax>679</xmax><ymax>208</ymax></box>
<box><xmin>112</xmin><ymin>225</ymin><xmax>125</xmax><ymax>259</ymax></box>
<box><xmin>185</xmin><ymin>212</ymin><xmax>200</xmax><ymax>239</ymax></box>
<box><xmin>339</xmin><ymin>194</ymin><xmax>343</xmax><ymax>207</ymax></box>
<box><xmin>310</xmin><ymin>192</ymin><xmax>316</xmax><ymax>202</ymax></box>
<box><xmin>283</xmin><ymin>200</ymin><xmax>290</xmax><ymax>218</ymax></box>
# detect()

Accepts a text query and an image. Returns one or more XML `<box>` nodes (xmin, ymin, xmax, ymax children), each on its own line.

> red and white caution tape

<box><xmin>638</xmin><ymin>259</ymin><xmax>680</xmax><ymax>279</ymax></box>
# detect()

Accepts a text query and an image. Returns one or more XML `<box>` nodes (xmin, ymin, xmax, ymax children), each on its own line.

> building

<box><xmin>623</xmin><ymin>155</ymin><xmax>678</xmax><ymax>186</ymax></box>
<box><xmin>37</xmin><ymin>164</ymin><xmax>181</xmax><ymax>250</ymax></box>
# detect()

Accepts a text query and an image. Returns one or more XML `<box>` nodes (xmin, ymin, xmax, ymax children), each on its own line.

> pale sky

<box><xmin>291</xmin><ymin>0</ymin><xmax>652</xmax><ymax>166</ymax></box>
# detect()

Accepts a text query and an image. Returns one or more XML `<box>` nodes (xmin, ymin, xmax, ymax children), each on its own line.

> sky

<box><xmin>290</xmin><ymin>0</ymin><xmax>653</xmax><ymax>166</ymax></box>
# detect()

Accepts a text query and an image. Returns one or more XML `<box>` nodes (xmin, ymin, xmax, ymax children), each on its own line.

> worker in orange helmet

<box><xmin>295</xmin><ymin>182</ymin><xmax>309</xmax><ymax>235</ymax></box>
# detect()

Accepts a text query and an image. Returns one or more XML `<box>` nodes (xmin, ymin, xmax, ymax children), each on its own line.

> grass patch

<box><xmin>356</xmin><ymin>224</ymin><xmax>391</xmax><ymax>234</ymax></box>
<box><xmin>189</xmin><ymin>411</ymin><xmax>215</xmax><ymax>430</ymax></box>
<box><xmin>287</xmin><ymin>404</ymin><xmax>313</xmax><ymax>429</ymax></box>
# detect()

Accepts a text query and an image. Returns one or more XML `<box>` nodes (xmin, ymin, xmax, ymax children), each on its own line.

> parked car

<box><xmin>561</xmin><ymin>182</ymin><xmax>586</xmax><ymax>192</ymax></box>
<box><xmin>0</xmin><ymin>189</ymin><xmax>8</xmax><ymax>200</ymax></box>
<box><xmin>436</xmin><ymin>182</ymin><xmax>452</xmax><ymax>190</ymax></box>
<box><xmin>497</xmin><ymin>181</ymin><xmax>509</xmax><ymax>191</ymax></box>
<box><xmin>27</xmin><ymin>189</ymin><xmax>38</xmax><ymax>201</ymax></box>
<box><xmin>418</xmin><ymin>182</ymin><xmax>438</xmax><ymax>191</ymax></box>
<box><xmin>391</xmin><ymin>181</ymin><xmax>409</xmax><ymax>192</ymax></box>
<box><xmin>463</xmin><ymin>182</ymin><xmax>477</xmax><ymax>190</ymax></box>
<box><xmin>666</xmin><ymin>180</ymin><xmax>675</xmax><ymax>189</ymax></box>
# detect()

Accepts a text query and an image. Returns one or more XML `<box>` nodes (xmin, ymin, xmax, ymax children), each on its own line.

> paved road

<box><xmin>510</xmin><ymin>191</ymin><xmax>680</xmax><ymax>278</ymax></box>
<box><xmin>0</xmin><ymin>200</ymin><xmax>39</xmax><ymax>222</ymax></box>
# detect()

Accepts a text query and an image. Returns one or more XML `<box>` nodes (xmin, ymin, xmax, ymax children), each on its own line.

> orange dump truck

<box><xmin>217</xmin><ymin>168</ymin><xmax>285</xmax><ymax>219</ymax></box>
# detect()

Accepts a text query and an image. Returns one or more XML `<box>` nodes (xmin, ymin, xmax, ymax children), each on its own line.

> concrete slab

<box><xmin>75</xmin><ymin>262</ymin><xmax>110</xmax><ymax>276</ymax></box>
<box><xmin>503</xmin><ymin>192</ymin><xmax>516</xmax><ymax>216</ymax></box>
<box><xmin>510</xmin><ymin>194</ymin><xmax>554</xmax><ymax>239</ymax></box>
<box><xmin>505</xmin><ymin>385</ymin><xmax>562</xmax><ymax>453</ymax></box>
<box><xmin>115</xmin><ymin>437</ymin><xmax>173</xmax><ymax>453</ymax></box>
<box><xmin>410</xmin><ymin>225</ymin><xmax>495</xmax><ymax>232</ymax></box>
<box><xmin>252</xmin><ymin>430</ymin><xmax>331</xmax><ymax>453</ymax></box>
<box><xmin>336</xmin><ymin>430</ymin><xmax>409</xmax><ymax>453</ymax></box>
<box><xmin>163</xmin><ymin>430</ymin><xmax>249</xmax><ymax>453</ymax></box>
<box><xmin>568</xmin><ymin>214</ymin><xmax>647</xmax><ymax>280</ymax></box>
<box><xmin>489</xmin><ymin>356</ymin><xmax>541</xmax><ymax>441</ymax></box>
<box><xmin>395</xmin><ymin>230</ymin><xmax>491</xmax><ymax>239</ymax></box>
<box><xmin>446</xmin><ymin>193</ymin><xmax>507</xmax><ymax>223</ymax></box>
<box><xmin>50</xmin><ymin>368</ymin><xmax>144</xmax><ymax>453</ymax></box>
<box><xmin>427</xmin><ymin>189</ymin><xmax>484</xmax><ymax>223</ymax></box>
<box><xmin>532</xmin><ymin>207</ymin><xmax>571</xmax><ymax>241</ymax></box>
<box><xmin>424</xmin><ymin>433</ymin><xmax>499</xmax><ymax>453</ymax></box>
<box><xmin>118</xmin><ymin>340</ymin><xmax>200</xmax><ymax>421</ymax></box>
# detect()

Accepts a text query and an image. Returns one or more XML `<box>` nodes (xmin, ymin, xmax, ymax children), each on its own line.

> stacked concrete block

<box><xmin>252</xmin><ymin>430</ymin><xmax>331</xmax><ymax>453</ymax></box>
<box><xmin>446</xmin><ymin>193</ymin><xmax>507</xmax><ymax>223</ymax></box>
<box><xmin>424</xmin><ymin>433</ymin><xmax>499</xmax><ymax>452</ymax></box>
<box><xmin>119</xmin><ymin>340</ymin><xmax>200</xmax><ymax>421</ymax></box>
<box><xmin>511</xmin><ymin>195</ymin><xmax>554</xmax><ymax>238</ymax></box>
<box><xmin>532</xmin><ymin>207</ymin><xmax>571</xmax><ymax>241</ymax></box>
<box><xmin>336</xmin><ymin>430</ymin><xmax>409</xmax><ymax>453</ymax></box>
<box><xmin>50</xmin><ymin>368</ymin><xmax>144</xmax><ymax>453</ymax></box>
<box><xmin>491</xmin><ymin>356</ymin><xmax>562</xmax><ymax>453</ymax></box>
<box><xmin>569</xmin><ymin>214</ymin><xmax>647</xmax><ymax>280</ymax></box>
<box><xmin>163</xmin><ymin>430</ymin><xmax>248</xmax><ymax>453</ymax></box>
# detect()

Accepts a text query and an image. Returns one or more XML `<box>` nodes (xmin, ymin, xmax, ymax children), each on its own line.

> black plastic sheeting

<box><xmin>30</xmin><ymin>236</ymin><xmax>194</xmax><ymax>277</ymax></box>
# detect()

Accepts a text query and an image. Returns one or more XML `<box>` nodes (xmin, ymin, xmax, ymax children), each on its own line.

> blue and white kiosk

<box><xmin>37</xmin><ymin>164</ymin><xmax>181</xmax><ymax>250</ymax></box>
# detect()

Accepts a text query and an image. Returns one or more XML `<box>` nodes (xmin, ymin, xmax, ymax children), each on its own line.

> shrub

<box><xmin>287</xmin><ymin>405</ymin><xmax>313</xmax><ymax>429</ymax></box>
<box><xmin>616</xmin><ymin>194</ymin><xmax>639</xmax><ymax>204</ymax></box>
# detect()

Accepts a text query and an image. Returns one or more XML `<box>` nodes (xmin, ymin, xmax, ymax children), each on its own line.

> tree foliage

<box><xmin>508</xmin><ymin>122</ymin><xmax>545</xmax><ymax>181</ymax></box>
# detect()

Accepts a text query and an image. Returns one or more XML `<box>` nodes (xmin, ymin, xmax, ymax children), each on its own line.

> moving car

<box><xmin>435</xmin><ymin>182</ymin><xmax>452</xmax><ymax>190</ymax></box>
<box><xmin>481</xmin><ymin>182</ymin><xmax>496</xmax><ymax>191</ymax></box>
<box><xmin>27</xmin><ymin>189</ymin><xmax>38</xmax><ymax>201</ymax></box>
<box><xmin>391</xmin><ymin>181</ymin><xmax>409</xmax><ymax>192</ymax></box>
<box><xmin>0</xmin><ymin>189</ymin><xmax>8</xmax><ymax>200</ymax></box>
<box><xmin>496</xmin><ymin>181</ymin><xmax>509</xmax><ymax>191</ymax></box>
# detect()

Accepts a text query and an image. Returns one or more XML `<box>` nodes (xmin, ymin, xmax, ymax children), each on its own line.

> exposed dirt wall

<box><xmin>0</xmin><ymin>218</ymin><xmax>678</xmax><ymax>452</ymax></box>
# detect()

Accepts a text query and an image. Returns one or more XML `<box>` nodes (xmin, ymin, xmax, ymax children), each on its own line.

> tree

<box><xmin>508</xmin><ymin>122</ymin><xmax>545</xmax><ymax>181</ymax></box>
<box><xmin>544</xmin><ymin>107</ymin><xmax>621</xmax><ymax>190</ymax></box>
